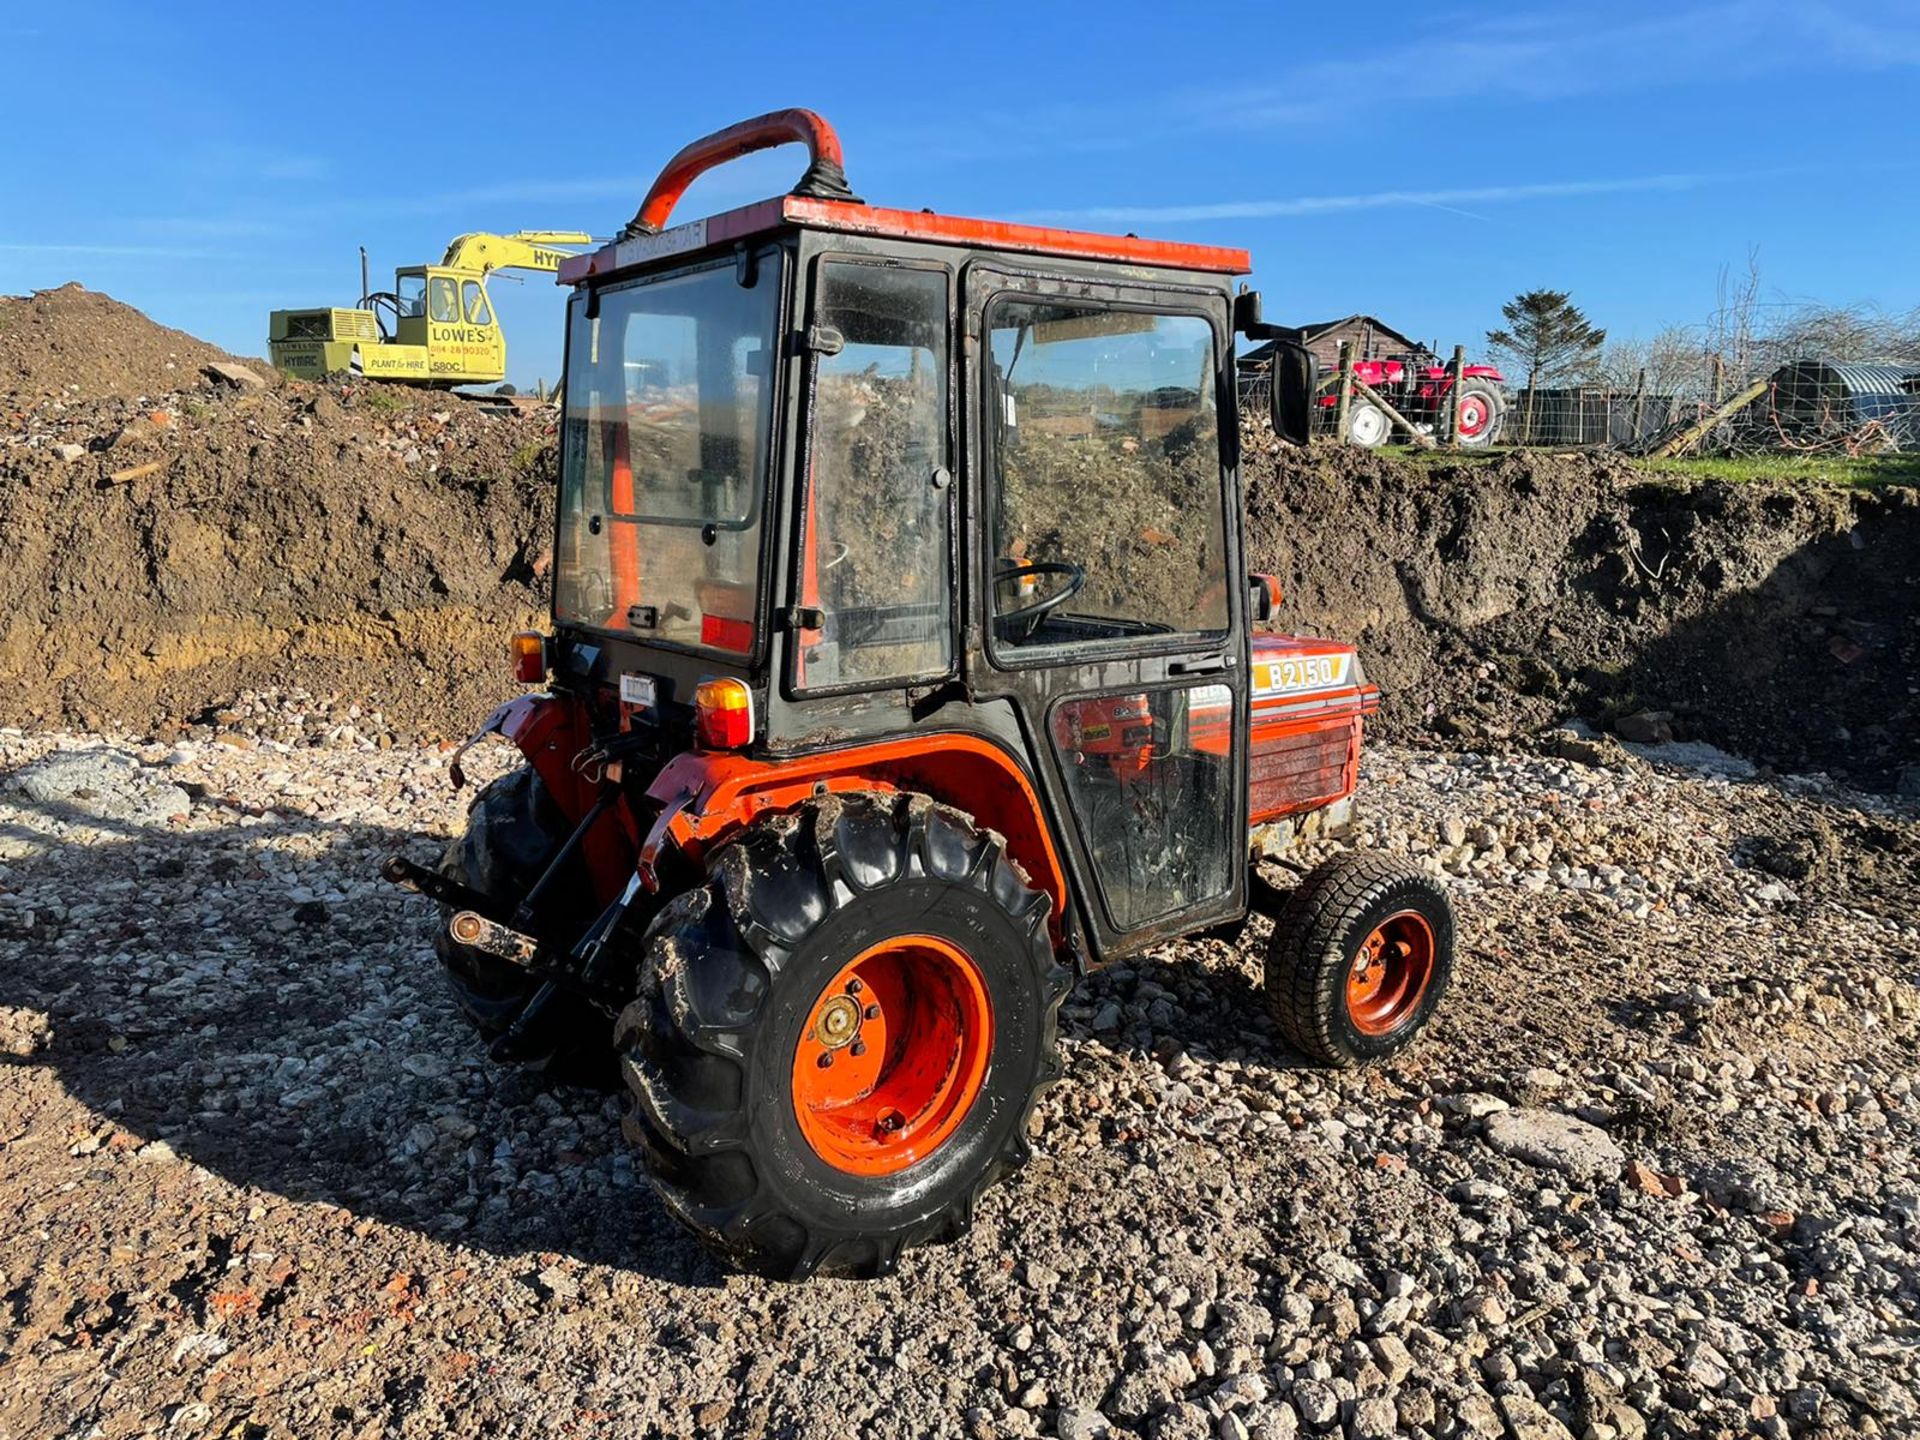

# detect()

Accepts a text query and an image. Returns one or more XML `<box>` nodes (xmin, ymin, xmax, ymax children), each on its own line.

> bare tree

<box><xmin>1758</xmin><ymin>303</ymin><xmax>1920</xmax><ymax>369</ymax></box>
<box><xmin>1705</xmin><ymin>247</ymin><xmax>1764</xmax><ymax>383</ymax></box>
<box><xmin>1600</xmin><ymin>325</ymin><xmax>1709</xmax><ymax>398</ymax></box>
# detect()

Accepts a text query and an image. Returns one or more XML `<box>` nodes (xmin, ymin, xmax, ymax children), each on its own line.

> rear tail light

<box><xmin>510</xmin><ymin>631</ymin><xmax>548</xmax><ymax>684</ymax></box>
<box><xmin>694</xmin><ymin>678</ymin><xmax>754</xmax><ymax>750</ymax></box>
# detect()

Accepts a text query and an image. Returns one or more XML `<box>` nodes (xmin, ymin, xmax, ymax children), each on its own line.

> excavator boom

<box><xmin>438</xmin><ymin>231</ymin><xmax>596</xmax><ymax>275</ymax></box>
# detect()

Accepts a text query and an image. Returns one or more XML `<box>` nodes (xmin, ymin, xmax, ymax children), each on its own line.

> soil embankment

<box><xmin>1</xmin><ymin>287</ymin><xmax>554</xmax><ymax>743</ymax></box>
<box><xmin>2</xmin><ymin>288</ymin><xmax>1914</xmax><ymax>787</ymax></box>
<box><xmin>1241</xmin><ymin>440</ymin><xmax>1919</xmax><ymax>790</ymax></box>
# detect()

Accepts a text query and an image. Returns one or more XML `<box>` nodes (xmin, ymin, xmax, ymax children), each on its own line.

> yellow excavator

<box><xmin>267</xmin><ymin>230</ymin><xmax>593</xmax><ymax>387</ymax></box>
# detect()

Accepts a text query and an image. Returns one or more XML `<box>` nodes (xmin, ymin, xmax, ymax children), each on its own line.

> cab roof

<box><xmin>557</xmin><ymin>193</ymin><xmax>1252</xmax><ymax>288</ymax></box>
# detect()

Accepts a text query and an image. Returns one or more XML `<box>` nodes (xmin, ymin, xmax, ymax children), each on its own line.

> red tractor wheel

<box><xmin>1453</xmin><ymin>381</ymin><xmax>1506</xmax><ymax>447</ymax></box>
<box><xmin>615</xmin><ymin>792</ymin><xmax>1070</xmax><ymax>1280</ymax></box>
<box><xmin>1264</xmin><ymin>854</ymin><xmax>1454</xmax><ymax>1066</ymax></box>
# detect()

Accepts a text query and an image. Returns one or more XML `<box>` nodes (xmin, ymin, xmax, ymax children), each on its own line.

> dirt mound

<box><xmin>0</xmin><ymin>283</ymin><xmax>258</xmax><ymax>407</ymax></box>
<box><xmin>2</xmin><ymin>291</ymin><xmax>1914</xmax><ymax>788</ymax></box>
<box><xmin>1</xmin><ymin>373</ymin><xmax>554</xmax><ymax>743</ymax></box>
<box><xmin>1243</xmin><ymin>441</ymin><xmax>1920</xmax><ymax>790</ymax></box>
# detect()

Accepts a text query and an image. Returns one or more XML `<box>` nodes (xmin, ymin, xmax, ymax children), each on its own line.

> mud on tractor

<box><xmin>385</xmin><ymin>111</ymin><xmax>1456</xmax><ymax>1280</ymax></box>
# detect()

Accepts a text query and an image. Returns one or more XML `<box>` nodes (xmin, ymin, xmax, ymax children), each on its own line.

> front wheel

<box><xmin>1345</xmin><ymin>400</ymin><xmax>1391</xmax><ymax>448</ymax></box>
<box><xmin>615</xmin><ymin>793</ymin><xmax>1070</xmax><ymax>1280</ymax></box>
<box><xmin>1265</xmin><ymin>855</ymin><xmax>1454</xmax><ymax>1066</ymax></box>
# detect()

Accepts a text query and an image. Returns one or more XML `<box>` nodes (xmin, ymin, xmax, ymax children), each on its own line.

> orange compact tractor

<box><xmin>386</xmin><ymin>111</ymin><xmax>1455</xmax><ymax>1279</ymax></box>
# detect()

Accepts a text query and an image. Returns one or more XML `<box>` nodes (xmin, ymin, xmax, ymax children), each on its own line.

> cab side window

<box><xmin>463</xmin><ymin>281</ymin><xmax>493</xmax><ymax>326</ymax></box>
<box><xmin>429</xmin><ymin>276</ymin><xmax>460</xmax><ymax>324</ymax></box>
<box><xmin>986</xmin><ymin>302</ymin><xmax>1225</xmax><ymax>651</ymax></box>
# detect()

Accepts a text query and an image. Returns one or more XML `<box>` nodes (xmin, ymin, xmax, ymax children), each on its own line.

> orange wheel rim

<box><xmin>1345</xmin><ymin>910</ymin><xmax>1436</xmax><ymax>1037</ymax></box>
<box><xmin>791</xmin><ymin>935</ymin><xmax>993</xmax><ymax>1177</ymax></box>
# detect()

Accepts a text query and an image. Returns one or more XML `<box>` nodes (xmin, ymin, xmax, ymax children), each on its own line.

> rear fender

<box><xmin>637</xmin><ymin>734</ymin><xmax>1069</xmax><ymax>944</ymax></box>
<box><xmin>451</xmin><ymin>692</ymin><xmax>635</xmax><ymax>902</ymax></box>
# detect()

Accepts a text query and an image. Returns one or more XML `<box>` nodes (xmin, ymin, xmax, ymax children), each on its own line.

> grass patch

<box><xmin>360</xmin><ymin>386</ymin><xmax>407</xmax><ymax>413</ymax></box>
<box><xmin>1334</xmin><ymin>442</ymin><xmax>1918</xmax><ymax>489</ymax></box>
<box><xmin>1631</xmin><ymin>452</ymin><xmax>1920</xmax><ymax>488</ymax></box>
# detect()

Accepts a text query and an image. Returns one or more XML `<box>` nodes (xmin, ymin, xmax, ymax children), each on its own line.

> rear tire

<box><xmin>1454</xmin><ymin>380</ymin><xmax>1506</xmax><ymax>447</ymax></box>
<box><xmin>614</xmin><ymin>792</ymin><xmax>1070</xmax><ymax>1280</ymax></box>
<box><xmin>1265</xmin><ymin>855</ymin><xmax>1454</xmax><ymax>1067</ymax></box>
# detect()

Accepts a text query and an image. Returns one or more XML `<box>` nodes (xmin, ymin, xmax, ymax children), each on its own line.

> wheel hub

<box><xmin>813</xmin><ymin>993</ymin><xmax>862</xmax><ymax>1050</ymax></box>
<box><xmin>1345</xmin><ymin>910</ymin><xmax>1437</xmax><ymax>1037</ymax></box>
<box><xmin>791</xmin><ymin>935</ymin><xmax>993</xmax><ymax>1176</ymax></box>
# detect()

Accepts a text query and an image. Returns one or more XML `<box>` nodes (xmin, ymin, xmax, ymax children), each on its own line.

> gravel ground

<box><xmin>1</xmin><ymin>721</ymin><xmax>1917</xmax><ymax>1440</ymax></box>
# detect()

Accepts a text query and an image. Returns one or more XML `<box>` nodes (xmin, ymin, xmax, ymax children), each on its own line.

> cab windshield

<box><xmin>554</xmin><ymin>262</ymin><xmax>779</xmax><ymax>654</ymax></box>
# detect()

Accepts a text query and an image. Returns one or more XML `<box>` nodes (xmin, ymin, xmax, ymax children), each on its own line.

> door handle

<box><xmin>1168</xmin><ymin>655</ymin><xmax>1230</xmax><ymax>676</ymax></box>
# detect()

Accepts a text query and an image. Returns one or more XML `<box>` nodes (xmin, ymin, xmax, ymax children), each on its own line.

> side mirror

<box><xmin>1269</xmin><ymin>338</ymin><xmax>1317</xmax><ymax>447</ymax></box>
<box><xmin>1249</xmin><ymin>573</ymin><xmax>1283</xmax><ymax>622</ymax></box>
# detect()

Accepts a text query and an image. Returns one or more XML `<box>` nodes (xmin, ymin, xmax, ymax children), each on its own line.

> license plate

<box><xmin>619</xmin><ymin>673</ymin><xmax>657</xmax><ymax>710</ymax></box>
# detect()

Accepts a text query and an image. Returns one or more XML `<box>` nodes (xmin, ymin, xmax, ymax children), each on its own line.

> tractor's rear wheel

<box><xmin>1345</xmin><ymin>401</ymin><xmax>1391</xmax><ymax>448</ymax></box>
<box><xmin>615</xmin><ymin>792</ymin><xmax>1069</xmax><ymax>1280</ymax></box>
<box><xmin>1264</xmin><ymin>854</ymin><xmax>1454</xmax><ymax>1067</ymax></box>
<box><xmin>1454</xmin><ymin>381</ymin><xmax>1506</xmax><ymax>447</ymax></box>
<box><xmin>433</xmin><ymin>767</ymin><xmax>605</xmax><ymax>1076</ymax></box>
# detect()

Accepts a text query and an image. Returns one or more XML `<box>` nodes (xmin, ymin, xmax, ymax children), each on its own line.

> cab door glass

<box><xmin>428</xmin><ymin>276</ymin><xmax>460</xmax><ymax>324</ymax></box>
<box><xmin>1050</xmin><ymin>682</ymin><xmax>1236</xmax><ymax>927</ymax></box>
<box><xmin>462</xmin><ymin>280</ymin><xmax>493</xmax><ymax>326</ymax></box>
<box><xmin>796</xmin><ymin>262</ymin><xmax>952</xmax><ymax>690</ymax></box>
<box><xmin>987</xmin><ymin>303</ymin><xmax>1225</xmax><ymax>651</ymax></box>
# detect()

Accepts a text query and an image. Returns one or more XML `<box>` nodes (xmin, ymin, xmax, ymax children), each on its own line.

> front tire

<box><xmin>615</xmin><ymin>793</ymin><xmax>1071</xmax><ymax>1280</ymax></box>
<box><xmin>1265</xmin><ymin>855</ymin><xmax>1454</xmax><ymax>1067</ymax></box>
<box><xmin>1345</xmin><ymin>400</ymin><xmax>1391</xmax><ymax>448</ymax></box>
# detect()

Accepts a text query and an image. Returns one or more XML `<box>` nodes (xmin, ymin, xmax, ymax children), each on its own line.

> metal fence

<box><xmin>1240</xmin><ymin>346</ymin><xmax>1920</xmax><ymax>458</ymax></box>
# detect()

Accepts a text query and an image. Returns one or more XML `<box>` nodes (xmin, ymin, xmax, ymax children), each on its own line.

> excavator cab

<box><xmin>391</xmin><ymin>112</ymin><xmax>1451</xmax><ymax>1282</ymax></box>
<box><xmin>385</xmin><ymin>265</ymin><xmax>502</xmax><ymax>378</ymax></box>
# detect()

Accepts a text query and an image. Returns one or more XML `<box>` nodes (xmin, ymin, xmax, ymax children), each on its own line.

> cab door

<box><xmin>459</xmin><ymin>277</ymin><xmax>505</xmax><ymax>380</ymax></box>
<box><xmin>963</xmin><ymin>265</ymin><xmax>1250</xmax><ymax>959</ymax></box>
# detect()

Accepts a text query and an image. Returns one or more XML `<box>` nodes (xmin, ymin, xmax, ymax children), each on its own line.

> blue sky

<box><xmin>3</xmin><ymin>2</ymin><xmax>1916</xmax><ymax>387</ymax></box>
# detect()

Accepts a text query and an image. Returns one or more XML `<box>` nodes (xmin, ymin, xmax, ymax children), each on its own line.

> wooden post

<box><xmin>1446</xmin><ymin>344</ymin><xmax>1465</xmax><ymax>447</ymax></box>
<box><xmin>1631</xmin><ymin>368</ymin><xmax>1647</xmax><ymax>444</ymax></box>
<box><xmin>1711</xmin><ymin>356</ymin><xmax>1725</xmax><ymax>406</ymax></box>
<box><xmin>1653</xmin><ymin>378</ymin><xmax>1769</xmax><ymax>457</ymax></box>
<box><xmin>1334</xmin><ymin>341</ymin><xmax>1354</xmax><ymax>444</ymax></box>
<box><xmin>1522</xmin><ymin>378</ymin><xmax>1537</xmax><ymax>448</ymax></box>
<box><xmin>1348</xmin><ymin>374</ymin><xmax>1437</xmax><ymax>449</ymax></box>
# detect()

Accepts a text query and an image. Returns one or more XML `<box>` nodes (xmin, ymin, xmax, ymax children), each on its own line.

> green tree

<box><xmin>1486</xmin><ymin>290</ymin><xmax>1607</xmax><ymax>392</ymax></box>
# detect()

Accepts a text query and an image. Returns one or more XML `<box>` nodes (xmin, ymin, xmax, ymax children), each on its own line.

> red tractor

<box><xmin>387</xmin><ymin>111</ymin><xmax>1456</xmax><ymax>1279</ymax></box>
<box><xmin>1327</xmin><ymin>355</ymin><xmax>1508</xmax><ymax>448</ymax></box>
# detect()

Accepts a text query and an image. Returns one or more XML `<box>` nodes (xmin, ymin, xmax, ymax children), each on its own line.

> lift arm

<box><xmin>438</xmin><ymin>230</ymin><xmax>595</xmax><ymax>277</ymax></box>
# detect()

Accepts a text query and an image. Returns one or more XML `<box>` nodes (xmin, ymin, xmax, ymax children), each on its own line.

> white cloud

<box><xmin>1020</xmin><ymin>172</ymin><xmax>1741</xmax><ymax>227</ymax></box>
<box><xmin>0</xmin><ymin>241</ymin><xmax>227</xmax><ymax>259</ymax></box>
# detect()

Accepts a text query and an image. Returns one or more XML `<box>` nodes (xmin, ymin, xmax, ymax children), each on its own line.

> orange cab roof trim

<box><xmin>558</xmin><ymin>194</ymin><xmax>1252</xmax><ymax>285</ymax></box>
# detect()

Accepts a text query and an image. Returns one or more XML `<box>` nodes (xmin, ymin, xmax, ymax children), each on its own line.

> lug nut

<box><xmin>817</xmin><ymin>1052</ymin><xmax>833</xmax><ymax>1069</ymax></box>
<box><xmin>864</xmin><ymin>1004</ymin><xmax>880</xmax><ymax>1021</ymax></box>
<box><xmin>846</xmin><ymin>978</ymin><xmax>863</xmax><ymax>996</ymax></box>
<box><xmin>850</xmin><ymin>1040</ymin><xmax>867</xmax><ymax>1057</ymax></box>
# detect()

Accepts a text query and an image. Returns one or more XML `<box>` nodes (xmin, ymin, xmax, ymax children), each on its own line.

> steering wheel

<box><xmin>994</xmin><ymin>559</ymin><xmax>1086</xmax><ymax>641</ymax></box>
